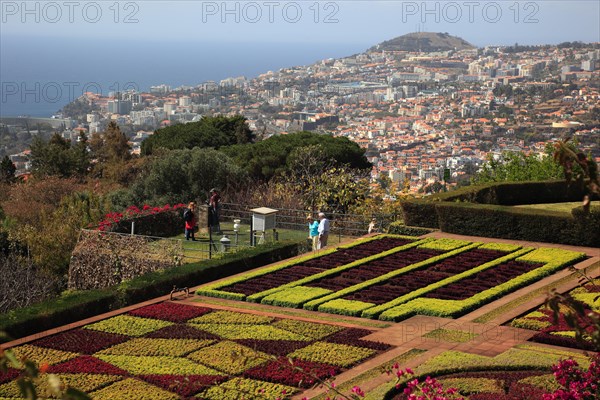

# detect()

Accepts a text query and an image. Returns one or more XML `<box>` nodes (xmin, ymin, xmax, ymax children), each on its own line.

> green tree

<box><xmin>90</xmin><ymin>122</ymin><xmax>131</xmax><ymax>179</ymax></box>
<box><xmin>29</xmin><ymin>134</ymin><xmax>77</xmax><ymax>178</ymax></box>
<box><xmin>0</xmin><ymin>156</ymin><xmax>16</xmax><ymax>183</ymax></box>
<box><xmin>131</xmin><ymin>147</ymin><xmax>246</xmax><ymax>205</ymax></box>
<box><xmin>472</xmin><ymin>146</ymin><xmax>563</xmax><ymax>184</ymax></box>
<box><xmin>141</xmin><ymin>115</ymin><xmax>254</xmax><ymax>155</ymax></box>
<box><xmin>222</xmin><ymin>131</ymin><xmax>371</xmax><ymax>181</ymax></box>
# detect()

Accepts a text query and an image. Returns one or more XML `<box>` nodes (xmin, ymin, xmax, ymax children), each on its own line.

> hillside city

<box><xmin>3</xmin><ymin>33</ymin><xmax>599</xmax><ymax>193</ymax></box>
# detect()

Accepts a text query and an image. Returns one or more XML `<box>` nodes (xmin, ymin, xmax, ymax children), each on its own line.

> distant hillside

<box><xmin>369</xmin><ymin>32</ymin><xmax>475</xmax><ymax>52</ymax></box>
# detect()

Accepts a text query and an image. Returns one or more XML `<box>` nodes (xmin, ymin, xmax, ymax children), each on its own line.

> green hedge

<box><xmin>399</xmin><ymin>201</ymin><xmax>439</xmax><ymax>228</ymax></box>
<box><xmin>435</xmin><ymin>203</ymin><xmax>600</xmax><ymax>247</ymax></box>
<box><xmin>0</xmin><ymin>241</ymin><xmax>300</xmax><ymax>342</ymax></box>
<box><xmin>387</xmin><ymin>222</ymin><xmax>436</xmax><ymax>236</ymax></box>
<box><xmin>430</xmin><ymin>180</ymin><xmax>589</xmax><ymax>205</ymax></box>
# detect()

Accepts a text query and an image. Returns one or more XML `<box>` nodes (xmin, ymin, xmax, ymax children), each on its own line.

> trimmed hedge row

<box><xmin>0</xmin><ymin>241</ymin><xmax>301</xmax><ymax>342</ymax></box>
<box><xmin>387</xmin><ymin>222</ymin><xmax>436</xmax><ymax>236</ymax></box>
<box><xmin>401</xmin><ymin>200</ymin><xmax>600</xmax><ymax>247</ymax></box>
<box><xmin>429</xmin><ymin>180</ymin><xmax>589</xmax><ymax>205</ymax></box>
<box><xmin>436</xmin><ymin>204</ymin><xmax>600</xmax><ymax>247</ymax></box>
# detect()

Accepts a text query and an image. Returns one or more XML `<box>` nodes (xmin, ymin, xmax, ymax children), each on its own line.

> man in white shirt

<box><xmin>317</xmin><ymin>212</ymin><xmax>330</xmax><ymax>249</ymax></box>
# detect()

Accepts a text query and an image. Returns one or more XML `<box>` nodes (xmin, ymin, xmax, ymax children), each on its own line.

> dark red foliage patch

<box><xmin>424</xmin><ymin>260</ymin><xmax>543</xmax><ymax>300</ymax></box>
<box><xmin>48</xmin><ymin>355</ymin><xmax>128</xmax><ymax>375</ymax></box>
<box><xmin>324</xmin><ymin>328</ymin><xmax>392</xmax><ymax>351</ymax></box>
<box><xmin>234</xmin><ymin>339</ymin><xmax>310</xmax><ymax>356</ymax></box>
<box><xmin>307</xmin><ymin>247</ymin><xmax>442</xmax><ymax>293</ymax></box>
<box><xmin>144</xmin><ymin>324</ymin><xmax>220</xmax><ymax>340</ymax></box>
<box><xmin>128</xmin><ymin>302</ymin><xmax>212</xmax><ymax>323</ymax></box>
<box><xmin>138</xmin><ymin>374</ymin><xmax>227</xmax><ymax>397</ymax></box>
<box><xmin>243</xmin><ymin>357</ymin><xmax>340</xmax><ymax>388</ymax></box>
<box><xmin>31</xmin><ymin>329</ymin><xmax>129</xmax><ymax>354</ymax></box>
<box><xmin>0</xmin><ymin>368</ymin><xmax>20</xmax><ymax>384</ymax></box>
<box><xmin>343</xmin><ymin>249</ymin><xmax>505</xmax><ymax>304</ymax></box>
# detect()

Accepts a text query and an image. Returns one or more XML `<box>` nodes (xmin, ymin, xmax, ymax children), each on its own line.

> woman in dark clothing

<box><xmin>184</xmin><ymin>202</ymin><xmax>197</xmax><ymax>241</ymax></box>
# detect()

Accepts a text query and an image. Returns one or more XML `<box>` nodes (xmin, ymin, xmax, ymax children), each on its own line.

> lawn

<box><xmin>513</xmin><ymin>201</ymin><xmax>583</xmax><ymax>213</ymax></box>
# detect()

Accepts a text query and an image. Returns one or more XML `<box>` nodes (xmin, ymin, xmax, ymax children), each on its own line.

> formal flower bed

<box><xmin>509</xmin><ymin>279</ymin><xmax>600</xmax><ymax>350</ymax></box>
<box><xmin>1</xmin><ymin>302</ymin><xmax>391</xmax><ymax>399</ymax></box>
<box><xmin>196</xmin><ymin>235</ymin><xmax>587</xmax><ymax>322</ymax></box>
<box><xmin>197</xmin><ymin>234</ymin><xmax>422</xmax><ymax>300</ymax></box>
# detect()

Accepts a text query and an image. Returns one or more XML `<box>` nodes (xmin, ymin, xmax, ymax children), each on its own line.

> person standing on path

<box><xmin>317</xmin><ymin>212</ymin><xmax>330</xmax><ymax>249</ymax></box>
<box><xmin>307</xmin><ymin>214</ymin><xmax>319</xmax><ymax>251</ymax></box>
<box><xmin>184</xmin><ymin>202</ymin><xmax>197</xmax><ymax>241</ymax></box>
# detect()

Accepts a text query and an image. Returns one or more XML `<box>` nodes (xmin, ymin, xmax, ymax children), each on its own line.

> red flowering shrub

<box><xmin>128</xmin><ymin>303</ymin><xmax>212</xmax><ymax>323</ymax></box>
<box><xmin>48</xmin><ymin>355</ymin><xmax>128</xmax><ymax>375</ymax></box>
<box><xmin>31</xmin><ymin>329</ymin><xmax>129</xmax><ymax>354</ymax></box>
<box><xmin>243</xmin><ymin>357</ymin><xmax>340</xmax><ymax>388</ymax></box>
<box><xmin>139</xmin><ymin>374</ymin><xmax>227</xmax><ymax>397</ymax></box>
<box><xmin>96</xmin><ymin>203</ymin><xmax>186</xmax><ymax>237</ymax></box>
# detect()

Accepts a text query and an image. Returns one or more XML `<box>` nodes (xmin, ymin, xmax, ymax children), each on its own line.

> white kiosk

<box><xmin>250</xmin><ymin>207</ymin><xmax>278</xmax><ymax>245</ymax></box>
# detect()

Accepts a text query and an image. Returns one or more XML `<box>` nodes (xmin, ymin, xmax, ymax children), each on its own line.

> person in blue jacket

<box><xmin>307</xmin><ymin>214</ymin><xmax>319</xmax><ymax>251</ymax></box>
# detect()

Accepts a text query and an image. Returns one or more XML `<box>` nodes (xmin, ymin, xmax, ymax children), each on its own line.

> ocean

<box><xmin>0</xmin><ymin>36</ymin><xmax>366</xmax><ymax>117</ymax></box>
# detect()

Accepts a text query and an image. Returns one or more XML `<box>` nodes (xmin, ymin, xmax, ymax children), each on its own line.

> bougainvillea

<box><xmin>542</xmin><ymin>355</ymin><xmax>600</xmax><ymax>400</ymax></box>
<box><xmin>96</xmin><ymin>203</ymin><xmax>186</xmax><ymax>232</ymax></box>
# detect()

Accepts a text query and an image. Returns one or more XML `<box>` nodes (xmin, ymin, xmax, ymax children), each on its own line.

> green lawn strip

<box><xmin>312</xmin><ymin>349</ymin><xmax>427</xmax><ymax>400</ymax></box>
<box><xmin>379</xmin><ymin>248</ymin><xmax>587</xmax><ymax>322</ymax></box>
<box><xmin>376</xmin><ymin>345</ymin><xmax>590</xmax><ymax>399</ymax></box>
<box><xmin>422</xmin><ymin>328</ymin><xmax>479</xmax><ymax>343</ymax></box>
<box><xmin>247</xmin><ymin>238</ymin><xmax>430</xmax><ymax>303</ymax></box>
<box><xmin>362</xmin><ymin>247</ymin><xmax>532</xmax><ymax>319</ymax></box>
<box><xmin>196</xmin><ymin>234</ymin><xmax>415</xmax><ymax>299</ymax></box>
<box><xmin>304</xmin><ymin>242</ymin><xmax>481</xmax><ymax>313</ymax></box>
<box><xmin>190</xmin><ymin>297</ymin><xmax>392</xmax><ymax>329</ymax></box>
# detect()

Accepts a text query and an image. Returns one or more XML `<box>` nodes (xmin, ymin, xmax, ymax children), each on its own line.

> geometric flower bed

<box><xmin>0</xmin><ymin>302</ymin><xmax>391</xmax><ymax>399</ymax></box>
<box><xmin>197</xmin><ymin>235</ymin><xmax>587</xmax><ymax>321</ymax></box>
<box><xmin>509</xmin><ymin>279</ymin><xmax>600</xmax><ymax>350</ymax></box>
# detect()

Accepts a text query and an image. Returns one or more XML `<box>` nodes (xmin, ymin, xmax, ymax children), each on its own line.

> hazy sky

<box><xmin>2</xmin><ymin>1</ymin><xmax>599</xmax><ymax>47</ymax></box>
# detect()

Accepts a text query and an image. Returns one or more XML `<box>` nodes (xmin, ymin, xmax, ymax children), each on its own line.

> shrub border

<box><xmin>0</xmin><ymin>241</ymin><xmax>300</xmax><ymax>342</ymax></box>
